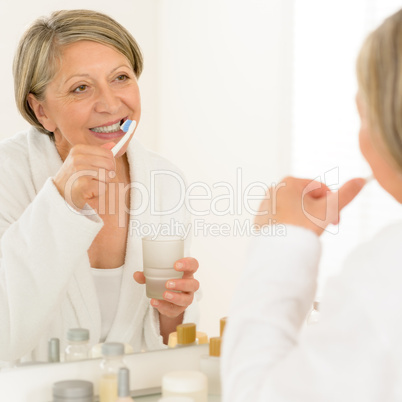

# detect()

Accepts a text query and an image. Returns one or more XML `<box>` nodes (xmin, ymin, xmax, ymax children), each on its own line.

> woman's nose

<box><xmin>93</xmin><ymin>85</ymin><xmax>120</xmax><ymax>114</ymax></box>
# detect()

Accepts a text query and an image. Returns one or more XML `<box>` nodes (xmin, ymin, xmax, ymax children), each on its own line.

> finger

<box><xmin>175</xmin><ymin>257</ymin><xmax>199</xmax><ymax>274</ymax></box>
<box><xmin>70</xmin><ymin>145</ymin><xmax>116</xmax><ymax>170</ymax></box>
<box><xmin>166</xmin><ymin>278</ymin><xmax>200</xmax><ymax>293</ymax></box>
<box><xmin>101</xmin><ymin>142</ymin><xmax>116</xmax><ymax>150</ymax></box>
<box><xmin>133</xmin><ymin>271</ymin><xmax>146</xmax><ymax>284</ymax></box>
<box><xmin>70</xmin><ymin>154</ymin><xmax>116</xmax><ymax>173</ymax></box>
<box><xmin>162</xmin><ymin>290</ymin><xmax>194</xmax><ymax>307</ymax></box>
<box><xmin>338</xmin><ymin>178</ymin><xmax>366</xmax><ymax>211</ymax></box>
<box><xmin>150</xmin><ymin>299</ymin><xmax>186</xmax><ymax>318</ymax></box>
<box><xmin>71</xmin><ymin>144</ymin><xmax>116</xmax><ymax>158</ymax></box>
<box><xmin>302</xmin><ymin>179</ymin><xmax>331</xmax><ymax>199</ymax></box>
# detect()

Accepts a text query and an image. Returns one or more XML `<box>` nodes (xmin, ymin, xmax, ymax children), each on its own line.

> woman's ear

<box><xmin>27</xmin><ymin>93</ymin><xmax>57</xmax><ymax>132</ymax></box>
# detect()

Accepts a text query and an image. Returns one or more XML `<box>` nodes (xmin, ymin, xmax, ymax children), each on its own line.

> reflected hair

<box><xmin>13</xmin><ymin>9</ymin><xmax>143</xmax><ymax>137</ymax></box>
<box><xmin>356</xmin><ymin>8</ymin><xmax>402</xmax><ymax>170</ymax></box>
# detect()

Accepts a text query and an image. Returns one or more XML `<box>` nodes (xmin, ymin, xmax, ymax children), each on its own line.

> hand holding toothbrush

<box><xmin>53</xmin><ymin>120</ymin><xmax>136</xmax><ymax>210</ymax></box>
<box><xmin>255</xmin><ymin>176</ymin><xmax>369</xmax><ymax>236</ymax></box>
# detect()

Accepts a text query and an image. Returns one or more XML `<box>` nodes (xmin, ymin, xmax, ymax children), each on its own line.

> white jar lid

<box><xmin>158</xmin><ymin>397</ymin><xmax>194</xmax><ymax>402</ymax></box>
<box><xmin>162</xmin><ymin>370</ymin><xmax>207</xmax><ymax>393</ymax></box>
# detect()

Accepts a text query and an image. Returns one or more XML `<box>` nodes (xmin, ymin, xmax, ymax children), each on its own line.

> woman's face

<box><xmin>29</xmin><ymin>40</ymin><xmax>141</xmax><ymax>159</ymax></box>
<box><xmin>356</xmin><ymin>92</ymin><xmax>402</xmax><ymax>202</ymax></box>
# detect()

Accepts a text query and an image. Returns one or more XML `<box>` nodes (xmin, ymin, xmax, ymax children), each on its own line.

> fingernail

<box><xmin>176</xmin><ymin>262</ymin><xmax>183</xmax><ymax>270</ymax></box>
<box><xmin>164</xmin><ymin>292</ymin><xmax>174</xmax><ymax>300</ymax></box>
<box><xmin>167</xmin><ymin>281</ymin><xmax>175</xmax><ymax>289</ymax></box>
<box><xmin>151</xmin><ymin>299</ymin><xmax>159</xmax><ymax>306</ymax></box>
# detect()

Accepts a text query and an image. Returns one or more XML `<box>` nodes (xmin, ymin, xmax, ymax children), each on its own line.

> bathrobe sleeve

<box><xmin>0</xmin><ymin>140</ymin><xmax>103</xmax><ymax>361</ymax></box>
<box><xmin>221</xmin><ymin>224</ymin><xmax>402</xmax><ymax>401</ymax></box>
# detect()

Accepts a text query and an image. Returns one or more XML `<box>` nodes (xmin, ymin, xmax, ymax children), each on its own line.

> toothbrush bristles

<box><xmin>121</xmin><ymin>119</ymin><xmax>133</xmax><ymax>133</ymax></box>
<box><xmin>111</xmin><ymin>119</ymin><xmax>136</xmax><ymax>156</ymax></box>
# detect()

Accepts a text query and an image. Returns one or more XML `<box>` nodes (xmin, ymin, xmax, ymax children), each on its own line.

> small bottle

<box><xmin>91</xmin><ymin>342</ymin><xmax>134</xmax><ymax>359</ymax></box>
<box><xmin>306</xmin><ymin>301</ymin><xmax>320</xmax><ymax>325</ymax></box>
<box><xmin>52</xmin><ymin>380</ymin><xmax>93</xmax><ymax>402</ymax></box>
<box><xmin>48</xmin><ymin>338</ymin><xmax>60</xmax><ymax>363</ymax></box>
<box><xmin>168</xmin><ymin>331</ymin><xmax>208</xmax><ymax>348</ymax></box>
<box><xmin>175</xmin><ymin>323</ymin><xmax>197</xmax><ymax>347</ymax></box>
<box><xmin>199</xmin><ymin>337</ymin><xmax>221</xmax><ymax>395</ymax></box>
<box><xmin>117</xmin><ymin>367</ymin><xmax>132</xmax><ymax>402</ymax></box>
<box><xmin>220</xmin><ymin>317</ymin><xmax>227</xmax><ymax>337</ymax></box>
<box><xmin>99</xmin><ymin>342</ymin><xmax>127</xmax><ymax>402</ymax></box>
<box><xmin>65</xmin><ymin>328</ymin><xmax>90</xmax><ymax>362</ymax></box>
<box><xmin>162</xmin><ymin>370</ymin><xmax>207</xmax><ymax>402</ymax></box>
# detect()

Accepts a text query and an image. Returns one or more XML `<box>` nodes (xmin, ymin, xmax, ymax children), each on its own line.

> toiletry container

<box><xmin>175</xmin><ymin>323</ymin><xmax>197</xmax><ymax>347</ymax></box>
<box><xmin>48</xmin><ymin>338</ymin><xmax>60</xmax><ymax>363</ymax></box>
<box><xmin>117</xmin><ymin>367</ymin><xmax>132</xmax><ymax>402</ymax></box>
<box><xmin>65</xmin><ymin>328</ymin><xmax>90</xmax><ymax>362</ymax></box>
<box><xmin>200</xmin><ymin>337</ymin><xmax>222</xmax><ymax>395</ymax></box>
<box><xmin>91</xmin><ymin>342</ymin><xmax>134</xmax><ymax>358</ymax></box>
<box><xmin>158</xmin><ymin>397</ymin><xmax>195</xmax><ymax>402</ymax></box>
<box><xmin>162</xmin><ymin>370</ymin><xmax>208</xmax><ymax>402</ymax></box>
<box><xmin>53</xmin><ymin>380</ymin><xmax>93</xmax><ymax>402</ymax></box>
<box><xmin>306</xmin><ymin>301</ymin><xmax>320</xmax><ymax>325</ymax></box>
<box><xmin>220</xmin><ymin>317</ymin><xmax>227</xmax><ymax>337</ymax></box>
<box><xmin>99</xmin><ymin>342</ymin><xmax>127</xmax><ymax>402</ymax></box>
<box><xmin>168</xmin><ymin>330</ymin><xmax>208</xmax><ymax>348</ymax></box>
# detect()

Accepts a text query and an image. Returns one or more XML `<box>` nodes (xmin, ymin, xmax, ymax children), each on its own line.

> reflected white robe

<box><xmin>0</xmin><ymin>127</ymin><xmax>198</xmax><ymax>363</ymax></box>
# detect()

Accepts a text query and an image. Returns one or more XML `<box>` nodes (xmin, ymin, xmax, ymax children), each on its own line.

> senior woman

<box><xmin>0</xmin><ymin>9</ymin><xmax>199</xmax><ymax>363</ymax></box>
<box><xmin>222</xmin><ymin>8</ymin><xmax>402</xmax><ymax>401</ymax></box>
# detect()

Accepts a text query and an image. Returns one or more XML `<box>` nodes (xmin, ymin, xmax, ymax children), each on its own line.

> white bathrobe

<box><xmin>222</xmin><ymin>224</ymin><xmax>402</xmax><ymax>401</ymax></box>
<box><xmin>0</xmin><ymin>127</ymin><xmax>198</xmax><ymax>363</ymax></box>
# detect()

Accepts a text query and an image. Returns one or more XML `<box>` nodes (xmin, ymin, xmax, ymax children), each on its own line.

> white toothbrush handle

<box><xmin>112</xmin><ymin>120</ymin><xmax>137</xmax><ymax>156</ymax></box>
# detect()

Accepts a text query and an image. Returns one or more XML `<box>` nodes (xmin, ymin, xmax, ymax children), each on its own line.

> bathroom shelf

<box><xmin>0</xmin><ymin>344</ymin><xmax>210</xmax><ymax>401</ymax></box>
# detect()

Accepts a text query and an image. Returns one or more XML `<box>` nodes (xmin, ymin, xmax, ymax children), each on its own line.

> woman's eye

<box><xmin>116</xmin><ymin>75</ymin><xmax>128</xmax><ymax>81</ymax></box>
<box><xmin>73</xmin><ymin>85</ymin><xmax>87</xmax><ymax>93</ymax></box>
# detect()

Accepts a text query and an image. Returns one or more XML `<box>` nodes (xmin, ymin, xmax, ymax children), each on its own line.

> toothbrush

<box><xmin>111</xmin><ymin>119</ymin><xmax>137</xmax><ymax>157</ymax></box>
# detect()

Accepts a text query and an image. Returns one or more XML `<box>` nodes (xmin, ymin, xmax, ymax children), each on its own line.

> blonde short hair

<box><xmin>13</xmin><ymin>9</ymin><xmax>144</xmax><ymax>137</ymax></box>
<box><xmin>356</xmin><ymin>8</ymin><xmax>402</xmax><ymax>170</ymax></box>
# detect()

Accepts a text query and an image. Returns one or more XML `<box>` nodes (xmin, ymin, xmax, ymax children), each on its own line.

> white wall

<box><xmin>0</xmin><ymin>1</ymin><xmax>294</xmax><ymax>338</ymax></box>
<box><xmin>156</xmin><ymin>0</ymin><xmax>294</xmax><ymax>336</ymax></box>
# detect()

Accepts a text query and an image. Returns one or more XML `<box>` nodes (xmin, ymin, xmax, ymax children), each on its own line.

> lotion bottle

<box><xmin>306</xmin><ymin>301</ymin><xmax>320</xmax><ymax>325</ymax></box>
<box><xmin>52</xmin><ymin>380</ymin><xmax>93</xmax><ymax>402</ymax></box>
<box><xmin>220</xmin><ymin>317</ymin><xmax>227</xmax><ymax>337</ymax></box>
<box><xmin>117</xmin><ymin>367</ymin><xmax>133</xmax><ymax>402</ymax></box>
<box><xmin>168</xmin><ymin>330</ymin><xmax>208</xmax><ymax>348</ymax></box>
<box><xmin>175</xmin><ymin>323</ymin><xmax>197</xmax><ymax>347</ymax></box>
<box><xmin>99</xmin><ymin>342</ymin><xmax>127</xmax><ymax>402</ymax></box>
<box><xmin>199</xmin><ymin>337</ymin><xmax>221</xmax><ymax>395</ymax></box>
<box><xmin>64</xmin><ymin>328</ymin><xmax>89</xmax><ymax>362</ymax></box>
<box><xmin>162</xmin><ymin>370</ymin><xmax>207</xmax><ymax>402</ymax></box>
<box><xmin>48</xmin><ymin>338</ymin><xmax>60</xmax><ymax>363</ymax></box>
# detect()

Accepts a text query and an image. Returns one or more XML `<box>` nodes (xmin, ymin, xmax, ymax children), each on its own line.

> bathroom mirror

<box><xmin>0</xmin><ymin>0</ymin><xmax>294</xmax><ymax>368</ymax></box>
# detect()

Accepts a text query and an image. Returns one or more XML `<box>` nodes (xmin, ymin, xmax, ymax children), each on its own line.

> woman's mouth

<box><xmin>89</xmin><ymin>119</ymin><xmax>125</xmax><ymax>134</ymax></box>
<box><xmin>89</xmin><ymin>119</ymin><xmax>126</xmax><ymax>139</ymax></box>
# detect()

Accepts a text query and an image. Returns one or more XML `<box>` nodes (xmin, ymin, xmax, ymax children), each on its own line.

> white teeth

<box><xmin>90</xmin><ymin>121</ymin><xmax>121</xmax><ymax>133</ymax></box>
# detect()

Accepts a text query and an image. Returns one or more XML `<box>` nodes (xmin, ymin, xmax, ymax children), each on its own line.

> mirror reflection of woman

<box><xmin>0</xmin><ymin>9</ymin><xmax>199</xmax><ymax>364</ymax></box>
